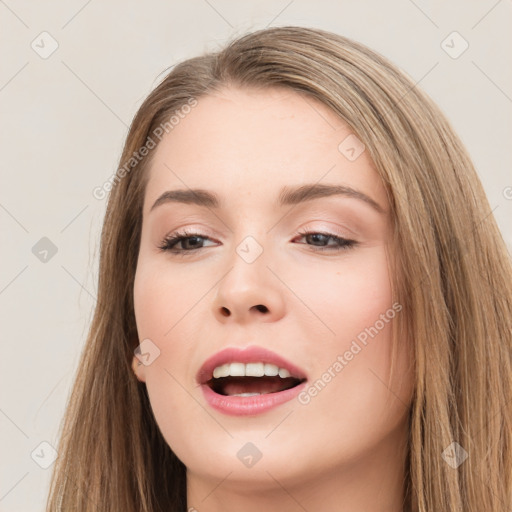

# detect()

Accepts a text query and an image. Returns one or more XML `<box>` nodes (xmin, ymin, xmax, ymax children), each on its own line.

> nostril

<box><xmin>254</xmin><ymin>305</ymin><xmax>268</xmax><ymax>313</ymax></box>
<box><xmin>220</xmin><ymin>307</ymin><xmax>230</xmax><ymax>316</ymax></box>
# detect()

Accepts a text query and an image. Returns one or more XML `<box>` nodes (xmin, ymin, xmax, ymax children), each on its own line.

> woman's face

<box><xmin>133</xmin><ymin>86</ymin><xmax>413</xmax><ymax>499</ymax></box>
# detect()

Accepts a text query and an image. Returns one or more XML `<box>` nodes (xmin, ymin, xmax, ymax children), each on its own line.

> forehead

<box><xmin>143</xmin><ymin>86</ymin><xmax>386</xmax><ymax>213</ymax></box>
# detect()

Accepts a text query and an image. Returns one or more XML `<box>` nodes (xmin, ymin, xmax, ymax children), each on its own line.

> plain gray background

<box><xmin>1</xmin><ymin>1</ymin><xmax>511</xmax><ymax>509</ymax></box>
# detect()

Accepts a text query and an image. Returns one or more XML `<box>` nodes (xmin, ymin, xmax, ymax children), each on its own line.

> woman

<box><xmin>46</xmin><ymin>26</ymin><xmax>512</xmax><ymax>511</ymax></box>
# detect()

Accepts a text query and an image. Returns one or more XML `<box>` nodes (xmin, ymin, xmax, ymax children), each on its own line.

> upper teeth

<box><xmin>212</xmin><ymin>362</ymin><xmax>292</xmax><ymax>379</ymax></box>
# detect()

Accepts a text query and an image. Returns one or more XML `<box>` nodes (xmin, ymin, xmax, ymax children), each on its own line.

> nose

<box><xmin>212</xmin><ymin>242</ymin><xmax>286</xmax><ymax>324</ymax></box>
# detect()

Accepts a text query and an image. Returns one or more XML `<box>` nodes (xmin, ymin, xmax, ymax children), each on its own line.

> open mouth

<box><xmin>205</xmin><ymin>362</ymin><xmax>306</xmax><ymax>397</ymax></box>
<box><xmin>198</xmin><ymin>348</ymin><xmax>308</xmax><ymax>414</ymax></box>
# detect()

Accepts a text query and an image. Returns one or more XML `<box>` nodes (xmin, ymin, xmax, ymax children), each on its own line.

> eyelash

<box><xmin>157</xmin><ymin>228</ymin><xmax>358</xmax><ymax>256</ymax></box>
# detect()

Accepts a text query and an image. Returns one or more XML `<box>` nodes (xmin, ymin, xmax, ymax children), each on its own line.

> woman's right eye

<box><xmin>158</xmin><ymin>230</ymin><xmax>215</xmax><ymax>255</ymax></box>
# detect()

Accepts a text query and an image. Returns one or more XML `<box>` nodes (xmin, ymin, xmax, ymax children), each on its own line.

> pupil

<box><xmin>309</xmin><ymin>233</ymin><xmax>327</xmax><ymax>246</ymax></box>
<box><xmin>185</xmin><ymin>237</ymin><xmax>201</xmax><ymax>249</ymax></box>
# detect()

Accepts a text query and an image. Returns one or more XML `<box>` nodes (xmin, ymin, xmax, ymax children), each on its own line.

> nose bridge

<box><xmin>229</xmin><ymin>210</ymin><xmax>269</xmax><ymax>266</ymax></box>
<box><xmin>225</xmin><ymin>231</ymin><xmax>269</xmax><ymax>296</ymax></box>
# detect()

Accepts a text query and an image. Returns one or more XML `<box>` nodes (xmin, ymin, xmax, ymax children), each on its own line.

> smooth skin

<box><xmin>132</xmin><ymin>86</ymin><xmax>414</xmax><ymax>512</ymax></box>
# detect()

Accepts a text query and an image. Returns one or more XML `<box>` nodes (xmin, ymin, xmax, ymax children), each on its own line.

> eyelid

<box><xmin>161</xmin><ymin>224</ymin><xmax>219</xmax><ymax>240</ymax></box>
<box><xmin>295</xmin><ymin>221</ymin><xmax>358</xmax><ymax>240</ymax></box>
<box><xmin>160</xmin><ymin>220</ymin><xmax>358</xmax><ymax>244</ymax></box>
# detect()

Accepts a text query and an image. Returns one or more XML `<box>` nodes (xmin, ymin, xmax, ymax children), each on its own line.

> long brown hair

<box><xmin>46</xmin><ymin>26</ymin><xmax>512</xmax><ymax>511</ymax></box>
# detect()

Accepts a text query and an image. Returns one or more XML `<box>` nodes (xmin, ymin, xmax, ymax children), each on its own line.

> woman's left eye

<box><xmin>158</xmin><ymin>229</ymin><xmax>358</xmax><ymax>255</ymax></box>
<box><xmin>293</xmin><ymin>230</ymin><xmax>358</xmax><ymax>251</ymax></box>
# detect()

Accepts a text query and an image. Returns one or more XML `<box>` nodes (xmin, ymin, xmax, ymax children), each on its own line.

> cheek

<box><xmin>292</xmin><ymin>249</ymin><xmax>411</xmax><ymax>432</ymax></box>
<box><xmin>133</xmin><ymin>262</ymin><xmax>199</xmax><ymax>390</ymax></box>
<box><xmin>133</xmin><ymin>258</ymin><xmax>204</xmax><ymax>340</ymax></box>
<box><xmin>133</xmin><ymin>263</ymin><xmax>205</xmax><ymax>457</ymax></box>
<box><xmin>294</xmin><ymin>249</ymin><xmax>393</xmax><ymax>342</ymax></box>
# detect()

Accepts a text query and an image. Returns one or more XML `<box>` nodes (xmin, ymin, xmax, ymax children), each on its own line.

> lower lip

<box><xmin>201</xmin><ymin>381</ymin><xmax>307</xmax><ymax>416</ymax></box>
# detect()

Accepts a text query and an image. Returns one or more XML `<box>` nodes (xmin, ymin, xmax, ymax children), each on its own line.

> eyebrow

<box><xmin>149</xmin><ymin>183</ymin><xmax>385</xmax><ymax>214</ymax></box>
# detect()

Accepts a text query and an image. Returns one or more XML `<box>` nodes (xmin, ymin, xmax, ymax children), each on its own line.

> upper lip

<box><xmin>196</xmin><ymin>345</ymin><xmax>308</xmax><ymax>385</ymax></box>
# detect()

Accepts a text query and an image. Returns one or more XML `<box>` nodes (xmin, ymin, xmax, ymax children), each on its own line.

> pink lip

<box><xmin>201</xmin><ymin>380</ymin><xmax>307</xmax><ymax>416</ymax></box>
<box><xmin>196</xmin><ymin>345</ymin><xmax>307</xmax><ymax>384</ymax></box>
<box><xmin>196</xmin><ymin>345</ymin><xmax>308</xmax><ymax>416</ymax></box>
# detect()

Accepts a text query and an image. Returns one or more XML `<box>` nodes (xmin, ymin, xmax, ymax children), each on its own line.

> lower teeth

<box><xmin>232</xmin><ymin>392</ymin><xmax>262</xmax><ymax>397</ymax></box>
